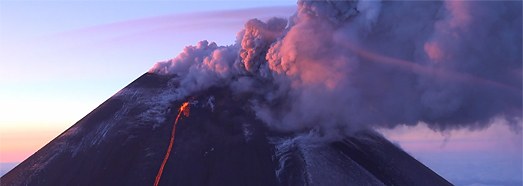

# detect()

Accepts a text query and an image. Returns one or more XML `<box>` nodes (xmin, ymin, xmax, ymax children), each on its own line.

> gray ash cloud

<box><xmin>149</xmin><ymin>0</ymin><xmax>522</xmax><ymax>137</ymax></box>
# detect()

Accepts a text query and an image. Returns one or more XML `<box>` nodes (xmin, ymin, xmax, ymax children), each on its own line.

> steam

<box><xmin>150</xmin><ymin>40</ymin><xmax>239</xmax><ymax>97</ymax></box>
<box><xmin>239</xmin><ymin>18</ymin><xmax>287</xmax><ymax>74</ymax></box>
<box><xmin>149</xmin><ymin>0</ymin><xmax>522</xmax><ymax>136</ymax></box>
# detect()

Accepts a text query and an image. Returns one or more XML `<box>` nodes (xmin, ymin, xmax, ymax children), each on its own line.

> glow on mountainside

<box><xmin>154</xmin><ymin>102</ymin><xmax>190</xmax><ymax>186</ymax></box>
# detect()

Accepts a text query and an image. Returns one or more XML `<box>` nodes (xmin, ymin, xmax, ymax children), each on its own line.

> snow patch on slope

<box><xmin>270</xmin><ymin>131</ymin><xmax>385</xmax><ymax>185</ymax></box>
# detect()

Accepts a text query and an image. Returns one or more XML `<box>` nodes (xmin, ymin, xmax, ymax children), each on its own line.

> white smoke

<box><xmin>239</xmin><ymin>18</ymin><xmax>287</xmax><ymax>74</ymax></box>
<box><xmin>150</xmin><ymin>40</ymin><xmax>240</xmax><ymax>97</ymax></box>
<box><xmin>149</xmin><ymin>0</ymin><xmax>522</xmax><ymax>136</ymax></box>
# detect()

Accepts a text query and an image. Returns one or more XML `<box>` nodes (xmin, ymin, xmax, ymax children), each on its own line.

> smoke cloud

<box><xmin>149</xmin><ymin>0</ymin><xmax>522</xmax><ymax>136</ymax></box>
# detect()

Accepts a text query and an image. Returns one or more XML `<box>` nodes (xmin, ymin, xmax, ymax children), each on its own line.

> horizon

<box><xmin>0</xmin><ymin>1</ymin><xmax>521</xmax><ymax>185</ymax></box>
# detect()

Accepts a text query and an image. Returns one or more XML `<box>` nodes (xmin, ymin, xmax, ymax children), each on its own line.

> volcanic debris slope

<box><xmin>1</xmin><ymin>73</ymin><xmax>451</xmax><ymax>186</ymax></box>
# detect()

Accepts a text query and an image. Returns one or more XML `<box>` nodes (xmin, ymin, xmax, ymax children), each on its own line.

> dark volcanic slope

<box><xmin>1</xmin><ymin>73</ymin><xmax>451</xmax><ymax>186</ymax></box>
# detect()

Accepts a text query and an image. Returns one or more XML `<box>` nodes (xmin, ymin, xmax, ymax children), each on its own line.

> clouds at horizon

<box><xmin>0</xmin><ymin>4</ymin><xmax>295</xmax><ymax>164</ymax></box>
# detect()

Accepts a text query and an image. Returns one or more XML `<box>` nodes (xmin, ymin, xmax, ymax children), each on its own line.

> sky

<box><xmin>0</xmin><ymin>0</ymin><xmax>521</xmax><ymax>185</ymax></box>
<box><xmin>0</xmin><ymin>0</ymin><xmax>294</xmax><ymax>164</ymax></box>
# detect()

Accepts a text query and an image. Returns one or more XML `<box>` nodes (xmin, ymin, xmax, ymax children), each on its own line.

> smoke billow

<box><xmin>149</xmin><ymin>0</ymin><xmax>522</xmax><ymax>136</ymax></box>
<box><xmin>239</xmin><ymin>18</ymin><xmax>287</xmax><ymax>74</ymax></box>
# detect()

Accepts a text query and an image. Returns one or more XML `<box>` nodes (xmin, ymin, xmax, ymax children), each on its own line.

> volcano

<box><xmin>1</xmin><ymin>73</ymin><xmax>451</xmax><ymax>186</ymax></box>
<box><xmin>1</xmin><ymin>0</ymin><xmax>520</xmax><ymax>184</ymax></box>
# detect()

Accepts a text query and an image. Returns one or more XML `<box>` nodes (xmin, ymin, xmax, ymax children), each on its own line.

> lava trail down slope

<box><xmin>154</xmin><ymin>102</ymin><xmax>189</xmax><ymax>186</ymax></box>
<box><xmin>0</xmin><ymin>73</ymin><xmax>451</xmax><ymax>186</ymax></box>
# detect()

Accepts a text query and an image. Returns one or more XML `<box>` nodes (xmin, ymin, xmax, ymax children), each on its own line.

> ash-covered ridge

<box><xmin>1</xmin><ymin>73</ymin><xmax>451</xmax><ymax>186</ymax></box>
<box><xmin>2</xmin><ymin>0</ymin><xmax>521</xmax><ymax>185</ymax></box>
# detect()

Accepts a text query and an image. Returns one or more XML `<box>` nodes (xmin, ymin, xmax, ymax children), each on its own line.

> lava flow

<box><xmin>154</xmin><ymin>101</ymin><xmax>190</xmax><ymax>186</ymax></box>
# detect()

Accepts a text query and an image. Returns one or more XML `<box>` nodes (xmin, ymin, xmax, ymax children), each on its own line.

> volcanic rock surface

<box><xmin>1</xmin><ymin>73</ymin><xmax>452</xmax><ymax>186</ymax></box>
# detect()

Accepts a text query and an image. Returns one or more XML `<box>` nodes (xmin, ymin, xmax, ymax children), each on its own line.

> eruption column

<box><xmin>154</xmin><ymin>102</ymin><xmax>190</xmax><ymax>186</ymax></box>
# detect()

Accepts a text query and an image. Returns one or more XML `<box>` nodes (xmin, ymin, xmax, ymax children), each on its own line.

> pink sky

<box><xmin>0</xmin><ymin>3</ymin><xmax>294</xmax><ymax>164</ymax></box>
<box><xmin>0</xmin><ymin>1</ymin><xmax>521</xmax><ymax>185</ymax></box>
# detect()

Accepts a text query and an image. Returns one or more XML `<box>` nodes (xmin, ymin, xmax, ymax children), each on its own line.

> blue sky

<box><xmin>0</xmin><ymin>0</ymin><xmax>295</xmax><ymax>134</ymax></box>
<box><xmin>0</xmin><ymin>0</ymin><xmax>295</xmax><ymax>174</ymax></box>
<box><xmin>0</xmin><ymin>1</ymin><xmax>521</xmax><ymax>185</ymax></box>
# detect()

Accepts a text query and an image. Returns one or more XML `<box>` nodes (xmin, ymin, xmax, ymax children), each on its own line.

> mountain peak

<box><xmin>1</xmin><ymin>73</ymin><xmax>450</xmax><ymax>186</ymax></box>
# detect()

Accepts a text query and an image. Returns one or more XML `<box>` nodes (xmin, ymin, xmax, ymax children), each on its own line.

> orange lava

<box><xmin>154</xmin><ymin>101</ymin><xmax>190</xmax><ymax>186</ymax></box>
<box><xmin>180</xmin><ymin>102</ymin><xmax>190</xmax><ymax>117</ymax></box>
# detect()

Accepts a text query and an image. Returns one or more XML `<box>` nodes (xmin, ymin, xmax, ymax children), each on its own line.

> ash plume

<box><xmin>149</xmin><ymin>0</ymin><xmax>522</xmax><ymax>136</ymax></box>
